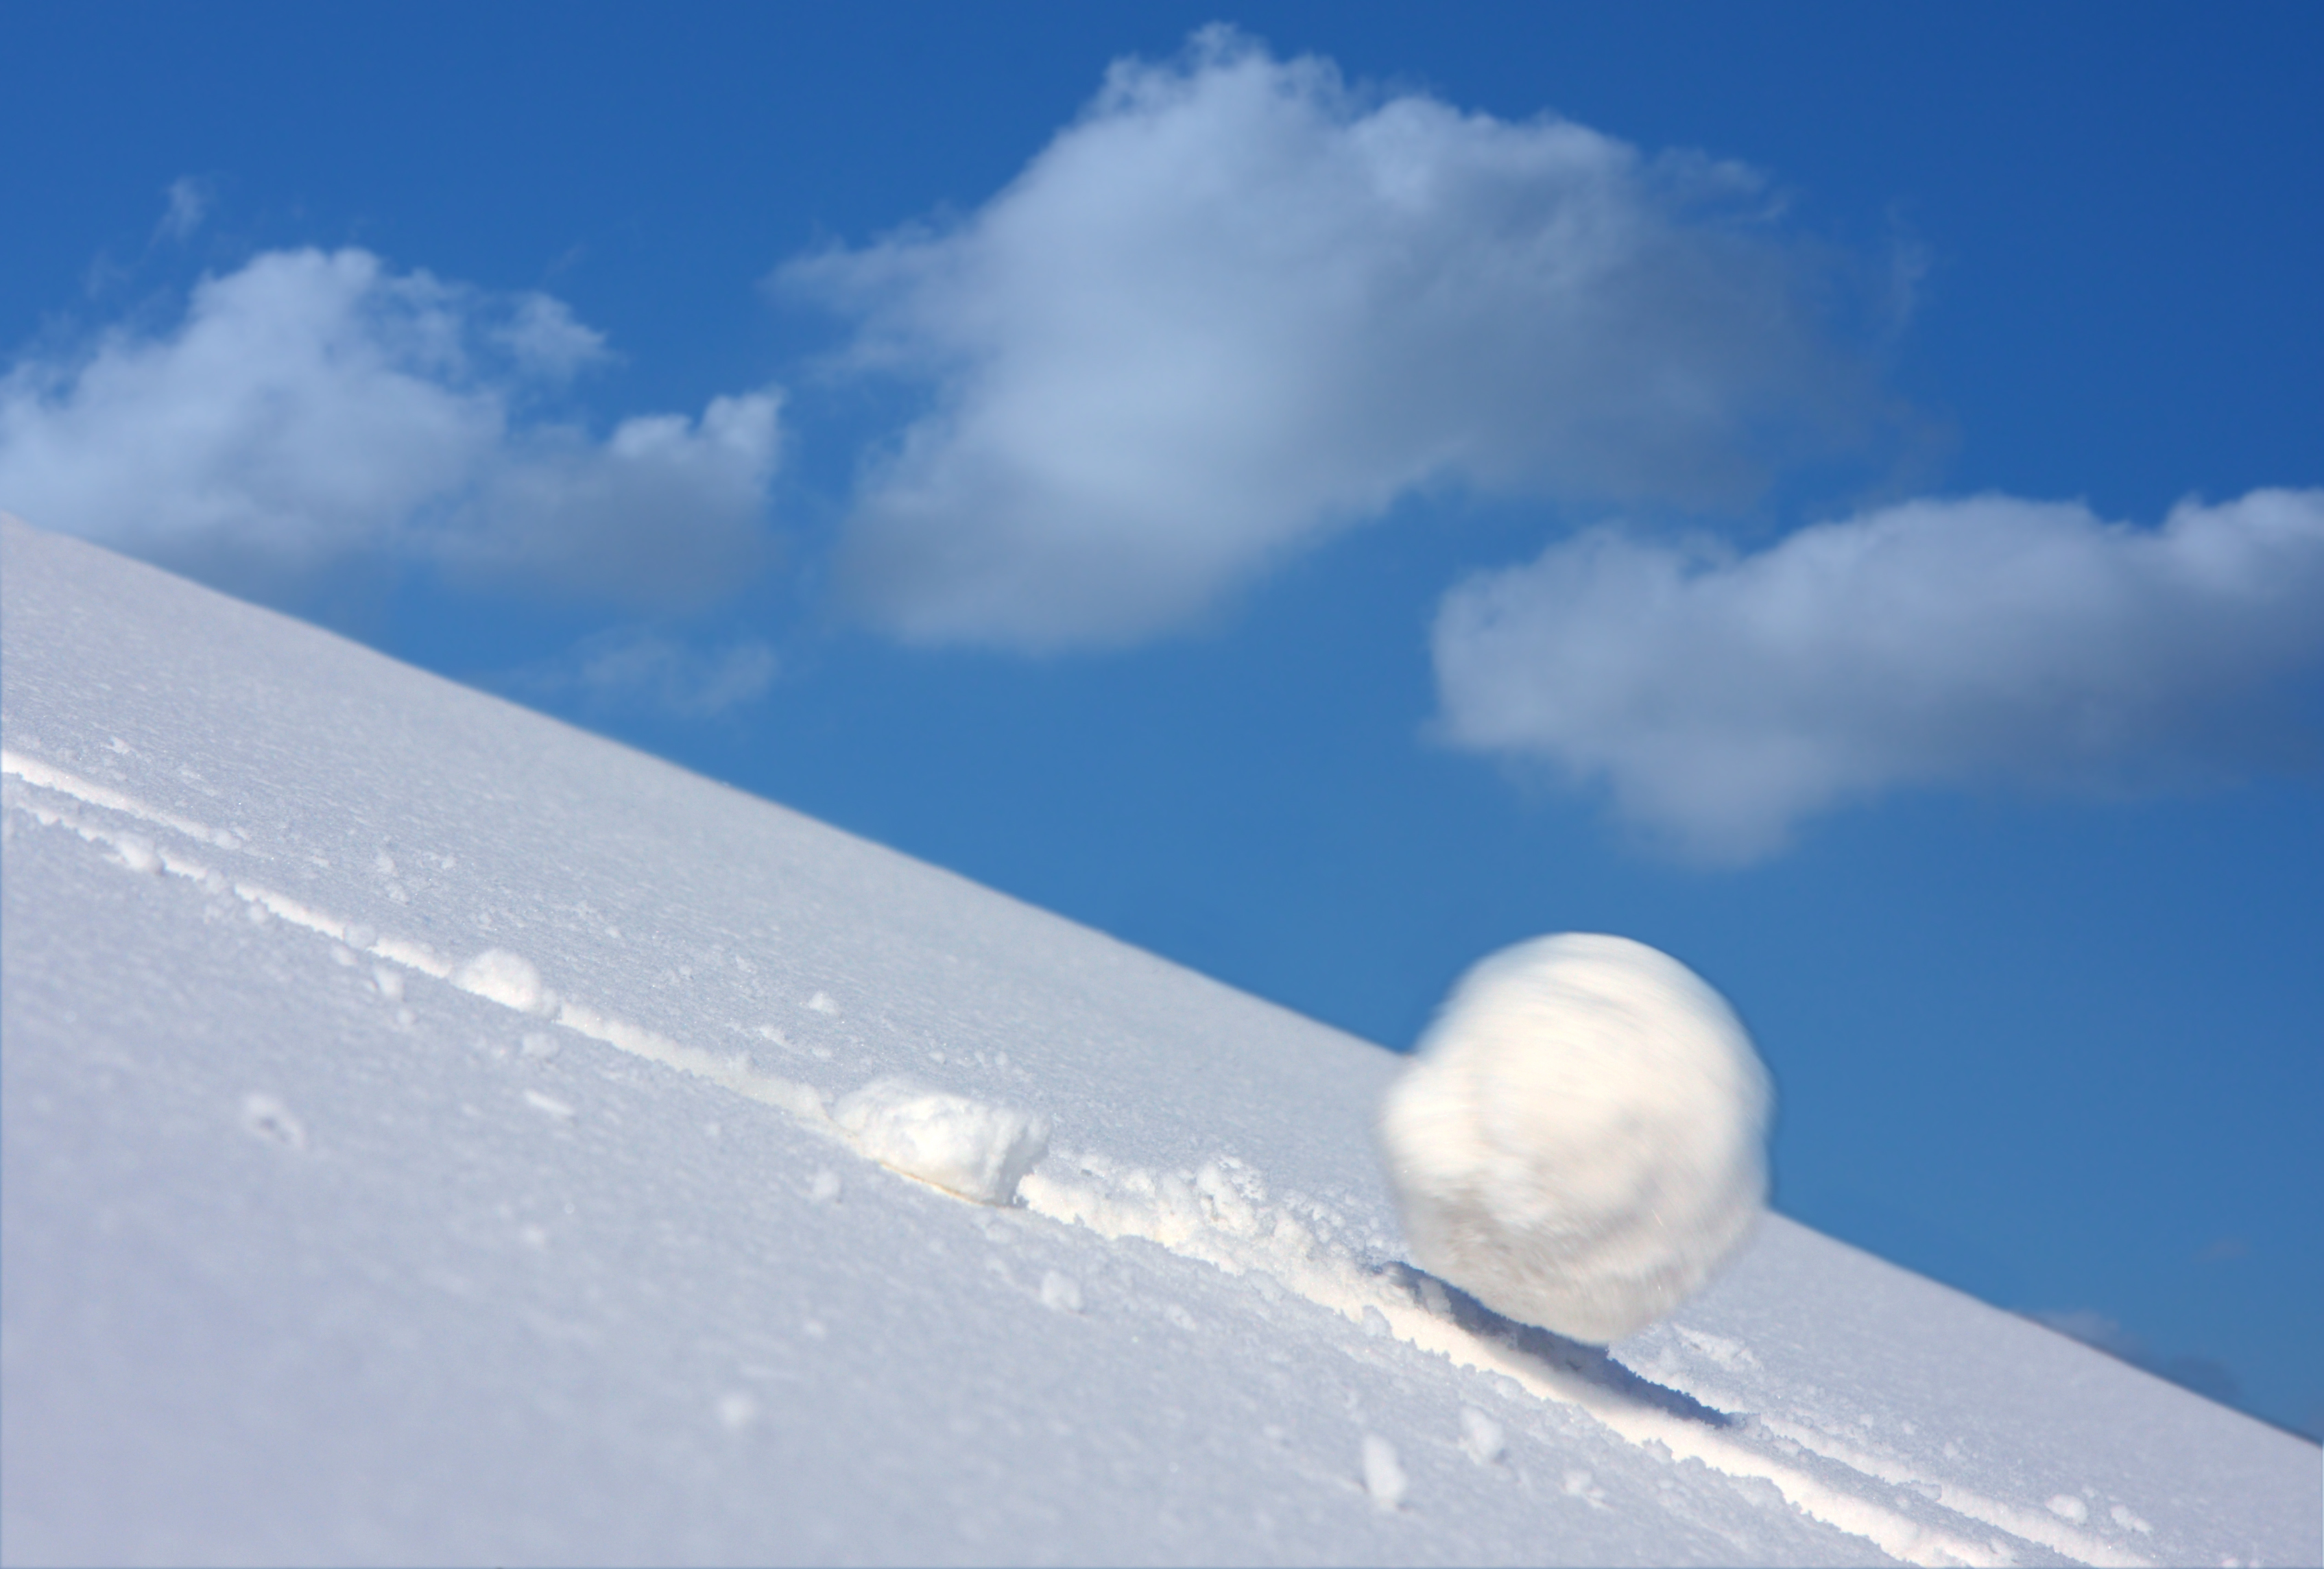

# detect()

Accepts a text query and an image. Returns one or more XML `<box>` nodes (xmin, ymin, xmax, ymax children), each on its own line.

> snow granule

<box><xmin>1376</xmin><ymin>933</ymin><xmax>1771</xmax><ymax>1343</ymax></box>
<box><xmin>832</xmin><ymin>1077</ymin><xmax>1051</xmax><ymax>1206</ymax></box>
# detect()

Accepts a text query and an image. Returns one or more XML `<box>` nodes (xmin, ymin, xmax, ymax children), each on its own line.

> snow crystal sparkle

<box><xmin>1377</xmin><ymin>933</ymin><xmax>1772</xmax><ymax>1343</ymax></box>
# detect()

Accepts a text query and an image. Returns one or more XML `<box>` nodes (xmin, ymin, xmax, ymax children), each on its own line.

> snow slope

<box><xmin>3</xmin><ymin>514</ymin><xmax>2316</xmax><ymax>1567</ymax></box>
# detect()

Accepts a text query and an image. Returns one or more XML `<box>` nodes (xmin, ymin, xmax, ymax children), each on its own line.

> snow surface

<box><xmin>3</xmin><ymin>514</ymin><xmax>2318</xmax><ymax>1567</ymax></box>
<box><xmin>1378</xmin><ymin>932</ymin><xmax>1772</xmax><ymax>1343</ymax></box>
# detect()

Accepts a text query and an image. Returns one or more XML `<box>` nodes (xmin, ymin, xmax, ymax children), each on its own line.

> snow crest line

<box><xmin>1</xmin><ymin>750</ymin><xmax>2150</xmax><ymax>1569</ymax></box>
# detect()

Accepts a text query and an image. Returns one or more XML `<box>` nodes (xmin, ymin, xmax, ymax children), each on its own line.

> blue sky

<box><xmin>4</xmin><ymin>3</ymin><xmax>2318</xmax><ymax>1436</ymax></box>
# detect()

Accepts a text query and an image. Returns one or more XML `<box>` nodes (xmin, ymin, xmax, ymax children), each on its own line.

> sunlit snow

<box><xmin>3</xmin><ymin>514</ymin><xmax>2316</xmax><ymax>1566</ymax></box>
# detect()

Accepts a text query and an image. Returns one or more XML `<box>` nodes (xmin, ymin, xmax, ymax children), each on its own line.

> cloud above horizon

<box><xmin>789</xmin><ymin>27</ymin><xmax>1889</xmax><ymax>649</ymax></box>
<box><xmin>0</xmin><ymin>246</ymin><xmax>782</xmax><ymax>610</ymax></box>
<box><xmin>1431</xmin><ymin>488</ymin><xmax>2324</xmax><ymax>861</ymax></box>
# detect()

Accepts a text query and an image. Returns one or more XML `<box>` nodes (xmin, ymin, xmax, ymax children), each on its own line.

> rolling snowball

<box><xmin>1378</xmin><ymin>933</ymin><xmax>1771</xmax><ymax>1343</ymax></box>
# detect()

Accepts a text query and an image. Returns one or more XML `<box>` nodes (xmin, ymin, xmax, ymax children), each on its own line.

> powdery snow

<box><xmin>4</xmin><ymin>514</ymin><xmax>2318</xmax><ymax>1566</ymax></box>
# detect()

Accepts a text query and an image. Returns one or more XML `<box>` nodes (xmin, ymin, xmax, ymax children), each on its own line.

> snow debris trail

<box><xmin>1016</xmin><ymin>1149</ymin><xmax>2148</xmax><ymax>1567</ymax></box>
<box><xmin>1</xmin><ymin>749</ymin><xmax>831</xmax><ymax>1130</ymax></box>
<box><xmin>832</xmin><ymin>1077</ymin><xmax>1050</xmax><ymax>1204</ymax></box>
<box><xmin>0</xmin><ymin>747</ymin><xmax>2169</xmax><ymax>1569</ymax></box>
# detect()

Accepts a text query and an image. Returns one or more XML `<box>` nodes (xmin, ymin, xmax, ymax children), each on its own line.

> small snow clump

<box><xmin>1039</xmin><ymin>1270</ymin><xmax>1083</xmax><ymax>1313</ymax></box>
<box><xmin>453</xmin><ymin>948</ymin><xmax>553</xmax><ymax>1014</ymax></box>
<box><xmin>1377</xmin><ymin>933</ymin><xmax>1771</xmax><ymax>1343</ymax></box>
<box><xmin>835</xmin><ymin>1077</ymin><xmax>1051</xmax><ymax>1206</ymax></box>
<box><xmin>1361</xmin><ymin>1434</ymin><xmax>1408</xmax><ymax>1511</ymax></box>
<box><xmin>1459</xmin><ymin>1406</ymin><xmax>1506</xmax><ymax>1465</ymax></box>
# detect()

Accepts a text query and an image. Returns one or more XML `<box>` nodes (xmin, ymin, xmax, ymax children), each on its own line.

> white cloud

<box><xmin>0</xmin><ymin>247</ymin><xmax>782</xmax><ymax>610</ymax></box>
<box><xmin>1431</xmin><ymin>489</ymin><xmax>2324</xmax><ymax>863</ymax></box>
<box><xmin>554</xmin><ymin>627</ymin><xmax>780</xmax><ymax>719</ymax></box>
<box><xmin>787</xmin><ymin>27</ymin><xmax>1882</xmax><ymax>649</ymax></box>
<box><xmin>156</xmin><ymin>176</ymin><xmax>215</xmax><ymax>243</ymax></box>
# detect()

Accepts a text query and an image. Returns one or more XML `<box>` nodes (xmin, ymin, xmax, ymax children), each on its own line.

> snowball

<box><xmin>833</xmin><ymin>1077</ymin><xmax>1051</xmax><ymax>1206</ymax></box>
<box><xmin>1376</xmin><ymin>933</ymin><xmax>1771</xmax><ymax>1344</ymax></box>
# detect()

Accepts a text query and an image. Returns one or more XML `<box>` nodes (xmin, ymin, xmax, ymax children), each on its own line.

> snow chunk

<box><xmin>1459</xmin><ymin>1406</ymin><xmax>1506</xmax><ymax>1465</ymax></box>
<box><xmin>1361</xmin><ymin>1434</ymin><xmax>1408</xmax><ymax>1511</ymax></box>
<box><xmin>2048</xmin><ymin>1494</ymin><xmax>2089</xmax><ymax>1524</ymax></box>
<box><xmin>453</xmin><ymin>948</ymin><xmax>553</xmax><ymax>1015</ymax></box>
<box><xmin>1039</xmin><ymin>1271</ymin><xmax>1083</xmax><ymax>1313</ymax></box>
<box><xmin>832</xmin><ymin>1077</ymin><xmax>1051</xmax><ymax>1206</ymax></box>
<box><xmin>1377</xmin><ymin>933</ymin><xmax>1771</xmax><ymax>1343</ymax></box>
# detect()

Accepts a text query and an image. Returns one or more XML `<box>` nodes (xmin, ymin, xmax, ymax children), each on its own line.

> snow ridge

<box><xmin>0</xmin><ymin>746</ymin><xmax>2172</xmax><ymax>1568</ymax></box>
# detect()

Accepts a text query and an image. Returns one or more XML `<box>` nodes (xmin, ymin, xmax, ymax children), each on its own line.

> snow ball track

<box><xmin>0</xmin><ymin>745</ymin><xmax>2183</xmax><ymax>1569</ymax></box>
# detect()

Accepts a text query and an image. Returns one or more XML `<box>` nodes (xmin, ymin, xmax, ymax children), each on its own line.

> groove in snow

<box><xmin>1</xmin><ymin>747</ymin><xmax>2161</xmax><ymax>1569</ymax></box>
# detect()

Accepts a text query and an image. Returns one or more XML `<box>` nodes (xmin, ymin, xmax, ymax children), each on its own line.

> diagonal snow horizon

<box><xmin>4</xmin><ymin>514</ymin><xmax>2315</xmax><ymax>1567</ymax></box>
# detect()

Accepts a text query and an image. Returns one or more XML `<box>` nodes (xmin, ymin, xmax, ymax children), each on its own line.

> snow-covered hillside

<box><xmin>4</xmin><ymin>515</ymin><xmax>2316</xmax><ymax>1566</ymax></box>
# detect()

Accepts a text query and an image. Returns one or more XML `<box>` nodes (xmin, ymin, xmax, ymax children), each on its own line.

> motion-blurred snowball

<box><xmin>1378</xmin><ymin>933</ymin><xmax>1771</xmax><ymax>1343</ymax></box>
